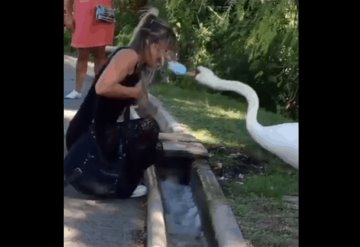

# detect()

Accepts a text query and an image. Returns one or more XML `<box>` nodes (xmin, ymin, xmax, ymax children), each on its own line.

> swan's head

<box><xmin>194</xmin><ymin>66</ymin><xmax>220</xmax><ymax>88</ymax></box>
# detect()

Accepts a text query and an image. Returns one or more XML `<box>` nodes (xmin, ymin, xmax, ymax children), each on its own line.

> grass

<box><xmin>151</xmin><ymin>82</ymin><xmax>293</xmax><ymax>164</ymax></box>
<box><xmin>150</xmin><ymin>82</ymin><xmax>298</xmax><ymax>247</ymax></box>
<box><xmin>227</xmin><ymin>195</ymin><xmax>298</xmax><ymax>247</ymax></box>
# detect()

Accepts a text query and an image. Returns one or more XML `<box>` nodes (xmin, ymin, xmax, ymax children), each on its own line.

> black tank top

<box><xmin>94</xmin><ymin>60</ymin><xmax>140</xmax><ymax>126</ymax></box>
<box><xmin>70</xmin><ymin>47</ymin><xmax>140</xmax><ymax>159</ymax></box>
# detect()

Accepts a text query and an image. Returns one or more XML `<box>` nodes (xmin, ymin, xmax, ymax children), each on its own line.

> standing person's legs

<box><xmin>76</xmin><ymin>48</ymin><xmax>91</xmax><ymax>93</ymax></box>
<box><xmin>65</xmin><ymin>48</ymin><xmax>90</xmax><ymax>99</ymax></box>
<box><xmin>92</xmin><ymin>46</ymin><xmax>108</xmax><ymax>76</ymax></box>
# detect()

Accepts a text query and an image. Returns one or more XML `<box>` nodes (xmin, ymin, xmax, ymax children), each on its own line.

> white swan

<box><xmin>194</xmin><ymin>66</ymin><xmax>298</xmax><ymax>169</ymax></box>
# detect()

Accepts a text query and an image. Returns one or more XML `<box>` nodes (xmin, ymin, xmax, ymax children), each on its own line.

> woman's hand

<box><xmin>64</xmin><ymin>13</ymin><xmax>75</xmax><ymax>32</ymax></box>
<box><xmin>133</xmin><ymin>87</ymin><xmax>147</xmax><ymax>100</ymax></box>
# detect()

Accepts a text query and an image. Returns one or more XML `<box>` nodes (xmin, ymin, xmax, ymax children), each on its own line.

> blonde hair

<box><xmin>129</xmin><ymin>6</ymin><xmax>176</xmax><ymax>106</ymax></box>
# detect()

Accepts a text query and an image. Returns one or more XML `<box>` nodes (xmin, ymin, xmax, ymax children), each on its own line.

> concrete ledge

<box><xmin>144</xmin><ymin>166</ymin><xmax>167</xmax><ymax>247</ymax></box>
<box><xmin>159</xmin><ymin>132</ymin><xmax>209</xmax><ymax>159</ymax></box>
<box><xmin>105</xmin><ymin>46</ymin><xmax>118</xmax><ymax>55</ymax></box>
<box><xmin>159</xmin><ymin>132</ymin><xmax>197</xmax><ymax>142</ymax></box>
<box><xmin>191</xmin><ymin>159</ymin><xmax>246</xmax><ymax>247</ymax></box>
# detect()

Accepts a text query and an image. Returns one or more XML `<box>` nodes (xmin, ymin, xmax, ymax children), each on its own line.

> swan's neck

<box><xmin>210</xmin><ymin>77</ymin><xmax>261</xmax><ymax>129</ymax></box>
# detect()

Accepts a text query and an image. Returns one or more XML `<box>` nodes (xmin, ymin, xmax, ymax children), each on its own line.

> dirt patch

<box><xmin>206</xmin><ymin>144</ymin><xmax>266</xmax><ymax>182</ymax></box>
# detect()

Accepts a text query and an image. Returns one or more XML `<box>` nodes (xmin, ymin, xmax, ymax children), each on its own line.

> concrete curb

<box><xmin>144</xmin><ymin>167</ymin><xmax>167</xmax><ymax>247</ymax></box>
<box><xmin>191</xmin><ymin>160</ymin><xmax>246</xmax><ymax>247</ymax></box>
<box><xmin>146</xmin><ymin>94</ymin><xmax>247</xmax><ymax>247</ymax></box>
<box><xmin>105</xmin><ymin>45</ymin><xmax>117</xmax><ymax>55</ymax></box>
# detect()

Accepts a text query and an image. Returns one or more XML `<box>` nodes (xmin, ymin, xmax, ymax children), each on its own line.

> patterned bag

<box><xmin>95</xmin><ymin>5</ymin><xmax>116</xmax><ymax>23</ymax></box>
<box><xmin>64</xmin><ymin>107</ymin><xmax>163</xmax><ymax>198</ymax></box>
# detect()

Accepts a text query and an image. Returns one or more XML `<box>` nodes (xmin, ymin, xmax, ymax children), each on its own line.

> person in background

<box><xmin>64</xmin><ymin>0</ymin><xmax>115</xmax><ymax>99</ymax></box>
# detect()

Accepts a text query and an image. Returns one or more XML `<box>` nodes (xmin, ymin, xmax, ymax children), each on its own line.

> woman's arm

<box><xmin>95</xmin><ymin>49</ymin><xmax>144</xmax><ymax>99</ymax></box>
<box><xmin>64</xmin><ymin>0</ymin><xmax>75</xmax><ymax>31</ymax></box>
<box><xmin>64</xmin><ymin>0</ymin><xmax>74</xmax><ymax>14</ymax></box>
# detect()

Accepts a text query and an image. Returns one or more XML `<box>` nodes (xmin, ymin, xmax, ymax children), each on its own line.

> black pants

<box><xmin>64</xmin><ymin>118</ymin><xmax>162</xmax><ymax>198</ymax></box>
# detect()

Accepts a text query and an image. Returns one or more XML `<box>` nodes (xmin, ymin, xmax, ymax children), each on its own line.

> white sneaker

<box><xmin>65</xmin><ymin>89</ymin><xmax>82</xmax><ymax>99</ymax></box>
<box><xmin>130</xmin><ymin>185</ymin><xmax>147</xmax><ymax>198</ymax></box>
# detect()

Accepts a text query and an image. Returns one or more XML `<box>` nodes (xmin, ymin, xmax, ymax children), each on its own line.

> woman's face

<box><xmin>146</xmin><ymin>40</ymin><xmax>174</xmax><ymax>69</ymax></box>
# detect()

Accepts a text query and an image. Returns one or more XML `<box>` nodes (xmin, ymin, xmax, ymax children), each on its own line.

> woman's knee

<box><xmin>77</xmin><ymin>48</ymin><xmax>90</xmax><ymax>62</ymax></box>
<box><xmin>92</xmin><ymin>46</ymin><xmax>107</xmax><ymax>60</ymax></box>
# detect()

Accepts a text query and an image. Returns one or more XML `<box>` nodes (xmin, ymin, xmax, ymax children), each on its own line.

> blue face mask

<box><xmin>167</xmin><ymin>61</ymin><xmax>188</xmax><ymax>75</ymax></box>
